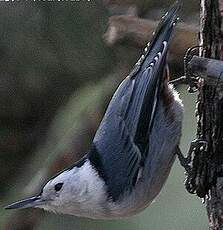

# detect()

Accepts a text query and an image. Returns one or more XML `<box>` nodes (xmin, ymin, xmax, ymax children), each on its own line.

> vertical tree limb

<box><xmin>198</xmin><ymin>0</ymin><xmax>223</xmax><ymax>229</ymax></box>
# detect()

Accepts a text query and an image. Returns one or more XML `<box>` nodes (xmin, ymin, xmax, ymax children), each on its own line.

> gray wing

<box><xmin>89</xmin><ymin>60</ymin><xmax>165</xmax><ymax>202</ymax></box>
<box><xmin>88</xmin><ymin>2</ymin><xmax>180</xmax><ymax>202</ymax></box>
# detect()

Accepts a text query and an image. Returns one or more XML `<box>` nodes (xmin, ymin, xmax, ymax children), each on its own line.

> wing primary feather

<box><xmin>128</xmin><ymin>1</ymin><xmax>180</xmax><ymax>79</ymax></box>
<box><xmin>90</xmin><ymin>1</ymin><xmax>181</xmax><ymax>201</ymax></box>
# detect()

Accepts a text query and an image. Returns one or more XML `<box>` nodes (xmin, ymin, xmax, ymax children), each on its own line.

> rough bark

<box><xmin>196</xmin><ymin>0</ymin><xmax>223</xmax><ymax>229</ymax></box>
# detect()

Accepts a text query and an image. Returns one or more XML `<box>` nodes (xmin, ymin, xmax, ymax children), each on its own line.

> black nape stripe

<box><xmin>88</xmin><ymin>144</ymin><xmax>108</xmax><ymax>183</ymax></box>
<box><xmin>88</xmin><ymin>144</ymin><xmax>112</xmax><ymax>197</ymax></box>
<box><xmin>72</xmin><ymin>155</ymin><xmax>88</xmax><ymax>168</ymax></box>
<box><xmin>88</xmin><ymin>144</ymin><xmax>126</xmax><ymax>202</ymax></box>
<box><xmin>38</xmin><ymin>155</ymin><xmax>88</xmax><ymax>194</ymax></box>
<box><xmin>47</xmin><ymin>155</ymin><xmax>88</xmax><ymax>182</ymax></box>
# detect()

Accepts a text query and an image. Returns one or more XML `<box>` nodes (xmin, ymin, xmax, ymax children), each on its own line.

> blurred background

<box><xmin>0</xmin><ymin>0</ymin><xmax>208</xmax><ymax>229</ymax></box>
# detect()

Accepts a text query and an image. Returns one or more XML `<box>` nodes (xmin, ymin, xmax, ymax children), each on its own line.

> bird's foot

<box><xmin>176</xmin><ymin>139</ymin><xmax>208</xmax><ymax>174</ymax></box>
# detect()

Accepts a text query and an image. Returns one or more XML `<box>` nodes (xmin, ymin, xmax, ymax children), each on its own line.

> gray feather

<box><xmin>89</xmin><ymin>2</ymin><xmax>181</xmax><ymax>202</ymax></box>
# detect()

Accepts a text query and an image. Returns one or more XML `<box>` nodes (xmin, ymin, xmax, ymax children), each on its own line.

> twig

<box><xmin>188</xmin><ymin>56</ymin><xmax>223</xmax><ymax>83</ymax></box>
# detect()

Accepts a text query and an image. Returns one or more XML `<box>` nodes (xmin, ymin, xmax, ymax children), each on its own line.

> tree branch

<box><xmin>185</xmin><ymin>0</ymin><xmax>223</xmax><ymax>229</ymax></box>
<box><xmin>188</xmin><ymin>56</ymin><xmax>223</xmax><ymax>83</ymax></box>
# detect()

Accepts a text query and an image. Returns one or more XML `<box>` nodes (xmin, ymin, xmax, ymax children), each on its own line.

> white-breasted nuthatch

<box><xmin>5</xmin><ymin>1</ymin><xmax>183</xmax><ymax>219</ymax></box>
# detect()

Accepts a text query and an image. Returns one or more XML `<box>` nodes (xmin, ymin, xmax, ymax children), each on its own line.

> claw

<box><xmin>177</xmin><ymin>139</ymin><xmax>208</xmax><ymax>173</ymax></box>
<box><xmin>176</xmin><ymin>146</ymin><xmax>191</xmax><ymax>173</ymax></box>
<box><xmin>169</xmin><ymin>45</ymin><xmax>204</xmax><ymax>90</ymax></box>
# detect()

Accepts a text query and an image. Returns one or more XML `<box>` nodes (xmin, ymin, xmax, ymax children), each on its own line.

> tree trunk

<box><xmin>198</xmin><ymin>0</ymin><xmax>223</xmax><ymax>229</ymax></box>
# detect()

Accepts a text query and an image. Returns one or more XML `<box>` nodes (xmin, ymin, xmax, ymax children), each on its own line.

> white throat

<box><xmin>43</xmin><ymin>159</ymin><xmax>108</xmax><ymax>218</ymax></box>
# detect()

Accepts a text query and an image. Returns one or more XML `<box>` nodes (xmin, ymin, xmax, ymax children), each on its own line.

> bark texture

<box><xmin>193</xmin><ymin>0</ymin><xmax>223</xmax><ymax>229</ymax></box>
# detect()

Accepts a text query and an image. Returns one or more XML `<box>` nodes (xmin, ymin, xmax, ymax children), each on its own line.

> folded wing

<box><xmin>89</xmin><ymin>2</ymin><xmax>181</xmax><ymax>202</ymax></box>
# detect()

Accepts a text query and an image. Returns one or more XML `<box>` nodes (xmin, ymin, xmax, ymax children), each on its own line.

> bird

<box><xmin>5</xmin><ymin>1</ymin><xmax>183</xmax><ymax>219</ymax></box>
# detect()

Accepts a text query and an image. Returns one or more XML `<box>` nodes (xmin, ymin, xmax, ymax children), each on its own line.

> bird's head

<box><xmin>5</xmin><ymin>167</ymin><xmax>83</xmax><ymax>214</ymax></box>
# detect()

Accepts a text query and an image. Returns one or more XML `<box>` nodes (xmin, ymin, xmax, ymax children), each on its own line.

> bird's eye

<box><xmin>54</xmin><ymin>183</ymin><xmax>63</xmax><ymax>192</ymax></box>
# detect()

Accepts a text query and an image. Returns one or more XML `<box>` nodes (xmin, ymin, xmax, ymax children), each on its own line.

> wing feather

<box><xmin>89</xmin><ymin>2</ymin><xmax>180</xmax><ymax>201</ymax></box>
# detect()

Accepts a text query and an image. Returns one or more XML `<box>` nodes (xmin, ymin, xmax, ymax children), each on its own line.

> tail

<box><xmin>132</xmin><ymin>1</ymin><xmax>181</xmax><ymax>150</ymax></box>
<box><xmin>129</xmin><ymin>1</ymin><xmax>181</xmax><ymax>78</ymax></box>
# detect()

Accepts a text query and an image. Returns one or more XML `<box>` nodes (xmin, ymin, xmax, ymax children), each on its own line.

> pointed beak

<box><xmin>5</xmin><ymin>195</ymin><xmax>43</xmax><ymax>210</ymax></box>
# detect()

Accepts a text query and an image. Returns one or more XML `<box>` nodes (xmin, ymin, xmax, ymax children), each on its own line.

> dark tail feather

<box><xmin>147</xmin><ymin>0</ymin><xmax>181</xmax><ymax>54</ymax></box>
<box><xmin>132</xmin><ymin>1</ymin><xmax>181</xmax><ymax>151</ymax></box>
<box><xmin>129</xmin><ymin>1</ymin><xmax>181</xmax><ymax>79</ymax></box>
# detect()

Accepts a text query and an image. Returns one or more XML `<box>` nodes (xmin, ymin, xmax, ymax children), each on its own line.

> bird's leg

<box><xmin>176</xmin><ymin>146</ymin><xmax>191</xmax><ymax>173</ymax></box>
<box><xmin>169</xmin><ymin>45</ymin><xmax>204</xmax><ymax>92</ymax></box>
<box><xmin>176</xmin><ymin>139</ymin><xmax>208</xmax><ymax>174</ymax></box>
<box><xmin>183</xmin><ymin>45</ymin><xmax>203</xmax><ymax>93</ymax></box>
